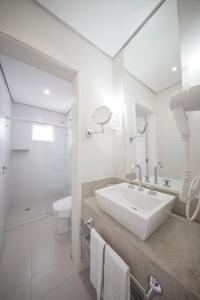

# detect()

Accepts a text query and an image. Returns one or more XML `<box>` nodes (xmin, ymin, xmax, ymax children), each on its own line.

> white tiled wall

<box><xmin>9</xmin><ymin>103</ymin><xmax>72</xmax><ymax>209</ymax></box>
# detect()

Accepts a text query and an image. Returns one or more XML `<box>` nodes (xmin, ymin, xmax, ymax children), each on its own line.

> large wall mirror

<box><xmin>122</xmin><ymin>0</ymin><xmax>186</xmax><ymax>189</ymax></box>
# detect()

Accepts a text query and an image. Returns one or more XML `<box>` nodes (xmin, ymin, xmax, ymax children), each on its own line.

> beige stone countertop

<box><xmin>82</xmin><ymin>196</ymin><xmax>200</xmax><ymax>299</ymax></box>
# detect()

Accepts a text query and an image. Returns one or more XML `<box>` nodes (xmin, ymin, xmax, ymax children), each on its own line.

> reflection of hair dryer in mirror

<box><xmin>170</xmin><ymin>85</ymin><xmax>200</xmax><ymax>220</ymax></box>
<box><xmin>170</xmin><ymin>107</ymin><xmax>190</xmax><ymax>141</ymax></box>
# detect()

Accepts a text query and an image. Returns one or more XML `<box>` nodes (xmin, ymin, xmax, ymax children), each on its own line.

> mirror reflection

<box><xmin>123</xmin><ymin>0</ymin><xmax>185</xmax><ymax>193</ymax></box>
<box><xmin>123</xmin><ymin>0</ymin><xmax>181</xmax><ymax>93</ymax></box>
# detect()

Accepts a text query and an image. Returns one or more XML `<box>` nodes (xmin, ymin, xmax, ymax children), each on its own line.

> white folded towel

<box><xmin>103</xmin><ymin>245</ymin><xmax>130</xmax><ymax>300</ymax></box>
<box><xmin>90</xmin><ymin>228</ymin><xmax>106</xmax><ymax>300</ymax></box>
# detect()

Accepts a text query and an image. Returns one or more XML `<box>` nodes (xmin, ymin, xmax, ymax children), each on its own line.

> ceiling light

<box><xmin>172</xmin><ymin>66</ymin><xmax>177</xmax><ymax>72</ymax></box>
<box><xmin>44</xmin><ymin>89</ymin><xmax>50</xmax><ymax>95</ymax></box>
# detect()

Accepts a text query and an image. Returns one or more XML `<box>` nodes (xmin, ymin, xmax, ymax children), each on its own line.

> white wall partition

<box><xmin>9</xmin><ymin>103</ymin><xmax>71</xmax><ymax>211</ymax></box>
<box><xmin>0</xmin><ymin>69</ymin><xmax>12</xmax><ymax>252</ymax></box>
<box><xmin>0</xmin><ymin>0</ymin><xmax>116</xmax><ymax>183</ymax></box>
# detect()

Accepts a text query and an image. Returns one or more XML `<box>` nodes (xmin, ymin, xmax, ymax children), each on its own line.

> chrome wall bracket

<box><xmin>145</xmin><ymin>275</ymin><xmax>163</xmax><ymax>299</ymax></box>
<box><xmin>86</xmin><ymin>126</ymin><xmax>104</xmax><ymax>137</ymax></box>
<box><xmin>84</xmin><ymin>217</ymin><xmax>94</xmax><ymax>230</ymax></box>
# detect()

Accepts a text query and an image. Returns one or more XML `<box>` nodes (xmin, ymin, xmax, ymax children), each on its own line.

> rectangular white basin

<box><xmin>95</xmin><ymin>183</ymin><xmax>175</xmax><ymax>240</ymax></box>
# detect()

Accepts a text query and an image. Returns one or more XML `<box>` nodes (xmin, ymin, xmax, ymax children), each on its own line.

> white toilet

<box><xmin>53</xmin><ymin>196</ymin><xmax>72</xmax><ymax>234</ymax></box>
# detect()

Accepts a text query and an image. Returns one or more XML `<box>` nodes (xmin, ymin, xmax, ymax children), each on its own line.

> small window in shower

<box><xmin>32</xmin><ymin>124</ymin><xmax>54</xmax><ymax>142</ymax></box>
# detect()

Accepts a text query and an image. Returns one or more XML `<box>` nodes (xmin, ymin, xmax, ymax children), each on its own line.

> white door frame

<box><xmin>0</xmin><ymin>110</ymin><xmax>6</xmax><ymax>254</ymax></box>
<box><xmin>0</xmin><ymin>32</ymin><xmax>82</xmax><ymax>269</ymax></box>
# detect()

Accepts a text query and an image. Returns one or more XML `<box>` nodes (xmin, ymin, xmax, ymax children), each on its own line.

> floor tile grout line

<box><xmin>29</xmin><ymin>215</ymin><xmax>66</xmax><ymax>300</ymax></box>
<box><xmin>0</xmin><ymin>223</ymin><xmax>32</xmax><ymax>299</ymax></box>
<box><xmin>29</xmin><ymin>222</ymin><xmax>33</xmax><ymax>300</ymax></box>
<box><xmin>0</xmin><ymin>280</ymin><xmax>29</xmax><ymax>299</ymax></box>
<box><xmin>30</xmin><ymin>251</ymin><xmax>74</xmax><ymax>282</ymax></box>
<box><xmin>5</xmin><ymin>213</ymin><xmax>53</xmax><ymax>231</ymax></box>
<box><xmin>31</xmin><ymin>253</ymin><xmax>76</xmax><ymax>299</ymax></box>
<box><xmin>39</xmin><ymin>272</ymin><xmax>80</xmax><ymax>300</ymax></box>
<box><xmin>2</xmin><ymin>215</ymin><xmax>79</xmax><ymax>300</ymax></box>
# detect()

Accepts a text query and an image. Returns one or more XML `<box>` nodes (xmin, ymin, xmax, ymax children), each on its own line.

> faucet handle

<box><xmin>163</xmin><ymin>179</ymin><xmax>170</xmax><ymax>187</ymax></box>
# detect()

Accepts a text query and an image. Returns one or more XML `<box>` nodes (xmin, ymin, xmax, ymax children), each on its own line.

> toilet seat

<box><xmin>53</xmin><ymin>196</ymin><xmax>72</xmax><ymax>234</ymax></box>
<box><xmin>53</xmin><ymin>196</ymin><xmax>71</xmax><ymax>218</ymax></box>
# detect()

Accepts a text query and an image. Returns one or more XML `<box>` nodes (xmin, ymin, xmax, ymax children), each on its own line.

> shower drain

<box><xmin>131</xmin><ymin>207</ymin><xmax>138</xmax><ymax>211</ymax></box>
<box><xmin>25</xmin><ymin>208</ymin><xmax>31</xmax><ymax>211</ymax></box>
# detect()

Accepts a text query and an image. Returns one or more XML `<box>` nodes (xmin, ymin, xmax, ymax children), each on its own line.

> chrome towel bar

<box><xmin>84</xmin><ymin>217</ymin><xmax>163</xmax><ymax>300</ymax></box>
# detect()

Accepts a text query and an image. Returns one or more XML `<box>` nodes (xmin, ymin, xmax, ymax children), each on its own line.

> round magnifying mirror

<box><xmin>92</xmin><ymin>106</ymin><xmax>112</xmax><ymax>125</ymax></box>
<box><xmin>138</xmin><ymin>120</ymin><xmax>147</xmax><ymax>135</ymax></box>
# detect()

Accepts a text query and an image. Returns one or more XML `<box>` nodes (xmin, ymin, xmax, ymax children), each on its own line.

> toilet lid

<box><xmin>53</xmin><ymin>196</ymin><xmax>72</xmax><ymax>218</ymax></box>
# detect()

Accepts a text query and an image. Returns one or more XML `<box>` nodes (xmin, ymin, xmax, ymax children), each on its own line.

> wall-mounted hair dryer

<box><xmin>170</xmin><ymin>85</ymin><xmax>200</xmax><ymax>140</ymax></box>
<box><xmin>170</xmin><ymin>84</ymin><xmax>200</xmax><ymax>220</ymax></box>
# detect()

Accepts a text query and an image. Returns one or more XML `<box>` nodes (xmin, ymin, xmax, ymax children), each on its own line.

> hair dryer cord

<box><xmin>185</xmin><ymin>175</ymin><xmax>200</xmax><ymax>220</ymax></box>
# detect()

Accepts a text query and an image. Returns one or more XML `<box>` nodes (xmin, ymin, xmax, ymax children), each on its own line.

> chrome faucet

<box><xmin>131</xmin><ymin>164</ymin><xmax>143</xmax><ymax>191</ymax></box>
<box><xmin>154</xmin><ymin>162</ymin><xmax>163</xmax><ymax>184</ymax></box>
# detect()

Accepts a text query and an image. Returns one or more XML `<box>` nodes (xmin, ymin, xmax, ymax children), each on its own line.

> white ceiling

<box><xmin>36</xmin><ymin>0</ymin><xmax>161</xmax><ymax>57</ymax></box>
<box><xmin>123</xmin><ymin>0</ymin><xmax>181</xmax><ymax>94</ymax></box>
<box><xmin>35</xmin><ymin>0</ymin><xmax>182</xmax><ymax>93</ymax></box>
<box><xmin>0</xmin><ymin>54</ymin><xmax>72</xmax><ymax>113</ymax></box>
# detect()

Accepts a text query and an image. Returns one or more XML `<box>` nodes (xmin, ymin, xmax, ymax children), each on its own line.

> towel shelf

<box><xmin>84</xmin><ymin>217</ymin><xmax>163</xmax><ymax>300</ymax></box>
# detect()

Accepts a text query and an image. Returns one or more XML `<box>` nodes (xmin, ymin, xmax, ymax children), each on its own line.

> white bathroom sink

<box><xmin>95</xmin><ymin>183</ymin><xmax>175</xmax><ymax>240</ymax></box>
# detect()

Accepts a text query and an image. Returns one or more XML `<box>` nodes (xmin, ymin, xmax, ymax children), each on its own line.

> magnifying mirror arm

<box><xmin>86</xmin><ymin>125</ymin><xmax>104</xmax><ymax>137</ymax></box>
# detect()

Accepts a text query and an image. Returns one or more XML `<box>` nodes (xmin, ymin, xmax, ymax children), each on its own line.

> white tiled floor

<box><xmin>5</xmin><ymin>199</ymin><xmax>54</xmax><ymax>228</ymax></box>
<box><xmin>0</xmin><ymin>216</ymin><xmax>96</xmax><ymax>300</ymax></box>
